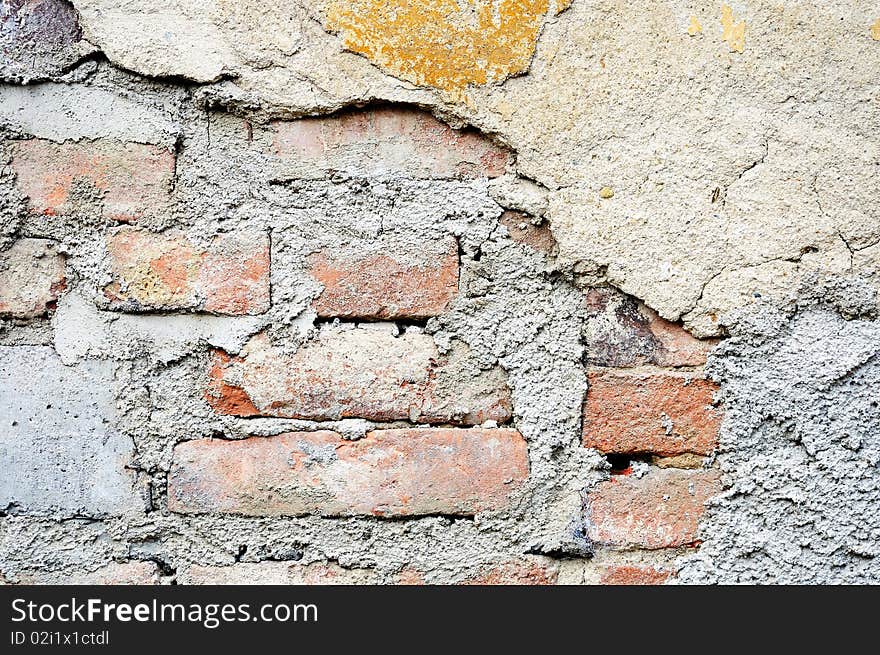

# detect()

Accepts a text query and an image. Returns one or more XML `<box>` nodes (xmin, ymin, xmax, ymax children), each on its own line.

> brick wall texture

<box><xmin>5</xmin><ymin>1</ymin><xmax>875</xmax><ymax>586</ymax></box>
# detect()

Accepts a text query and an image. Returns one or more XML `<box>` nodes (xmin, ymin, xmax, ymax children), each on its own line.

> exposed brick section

<box><xmin>0</xmin><ymin>0</ymin><xmax>83</xmax><ymax>82</ymax></box>
<box><xmin>598</xmin><ymin>565</ymin><xmax>670</xmax><ymax>585</ymax></box>
<box><xmin>583</xmin><ymin>288</ymin><xmax>716</xmax><ymax>367</ymax></box>
<box><xmin>309</xmin><ymin>238</ymin><xmax>459</xmax><ymax>319</ymax></box>
<box><xmin>499</xmin><ymin>211</ymin><xmax>556</xmax><ymax>254</ymax></box>
<box><xmin>460</xmin><ymin>558</ymin><xmax>559</xmax><ymax>585</ymax></box>
<box><xmin>583</xmin><ymin>370</ymin><xmax>721</xmax><ymax>456</ymax></box>
<box><xmin>179</xmin><ymin>562</ymin><xmax>377</xmax><ymax>585</ymax></box>
<box><xmin>586</xmin><ymin>468</ymin><xmax>722</xmax><ymax>549</ymax></box>
<box><xmin>8</xmin><ymin>562</ymin><xmax>160</xmax><ymax>585</ymax></box>
<box><xmin>206</xmin><ymin>330</ymin><xmax>511</xmax><ymax>425</ymax></box>
<box><xmin>205</xmin><ymin>351</ymin><xmax>261</xmax><ymax>417</ymax></box>
<box><xmin>104</xmin><ymin>228</ymin><xmax>270</xmax><ymax>315</ymax></box>
<box><xmin>11</xmin><ymin>139</ymin><xmax>174</xmax><ymax>222</ymax></box>
<box><xmin>271</xmin><ymin>107</ymin><xmax>510</xmax><ymax>179</ymax></box>
<box><xmin>653</xmin><ymin>453</ymin><xmax>704</xmax><ymax>469</ymax></box>
<box><xmin>168</xmin><ymin>428</ymin><xmax>528</xmax><ymax>517</ymax></box>
<box><xmin>0</xmin><ymin>238</ymin><xmax>65</xmax><ymax>319</ymax></box>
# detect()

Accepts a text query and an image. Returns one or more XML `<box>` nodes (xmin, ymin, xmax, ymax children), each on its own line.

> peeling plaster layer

<box><xmin>67</xmin><ymin>1</ymin><xmax>880</xmax><ymax>336</ymax></box>
<box><xmin>325</xmin><ymin>0</ymin><xmax>571</xmax><ymax>96</ymax></box>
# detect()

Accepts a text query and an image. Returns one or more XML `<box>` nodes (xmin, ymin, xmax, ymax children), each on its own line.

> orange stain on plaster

<box><xmin>871</xmin><ymin>18</ymin><xmax>880</xmax><ymax>41</ymax></box>
<box><xmin>720</xmin><ymin>4</ymin><xmax>745</xmax><ymax>53</ymax></box>
<box><xmin>325</xmin><ymin>0</ymin><xmax>570</xmax><ymax>96</ymax></box>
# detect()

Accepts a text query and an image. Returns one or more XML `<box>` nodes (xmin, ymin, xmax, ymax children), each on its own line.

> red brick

<box><xmin>583</xmin><ymin>370</ymin><xmax>721</xmax><ymax>456</ymax></box>
<box><xmin>583</xmin><ymin>288</ymin><xmax>716</xmax><ymax>367</ymax></box>
<box><xmin>0</xmin><ymin>238</ymin><xmax>66</xmax><ymax>319</ymax></box>
<box><xmin>460</xmin><ymin>558</ymin><xmax>559</xmax><ymax>585</ymax></box>
<box><xmin>394</xmin><ymin>567</ymin><xmax>427</xmax><ymax>585</ymax></box>
<box><xmin>271</xmin><ymin>107</ymin><xmax>509</xmax><ymax>179</ymax></box>
<box><xmin>598</xmin><ymin>565</ymin><xmax>670</xmax><ymax>585</ymax></box>
<box><xmin>206</xmin><ymin>330</ymin><xmax>511</xmax><ymax>425</ymax></box>
<box><xmin>309</xmin><ymin>238</ymin><xmax>458</xmax><ymax>319</ymax></box>
<box><xmin>644</xmin><ymin>306</ymin><xmax>718</xmax><ymax>367</ymax></box>
<box><xmin>168</xmin><ymin>428</ymin><xmax>528</xmax><ymax>517</ymax></box>
<box><xmin>586</xmin><ymin>468</ymin><xmax>722</xmax><ymax>549</ymax></box>
<box><xmin>499</xmin><ymin>211</ymin><xmax>556</xmax><ymax>254</ymax></box>
<box><xmin>104</xmin><ymin>228</ymin><xmax>270</xmax><ymax>315</ymax></box>
<box><xmin>206</xmin><ymin>351</ymin><xmax>261</xmax><ymax>417</ymax></box>
<box><xmin>11</xmin><ymin>139</ymin><xmax>174</xmax><ymax>222</ymax></box>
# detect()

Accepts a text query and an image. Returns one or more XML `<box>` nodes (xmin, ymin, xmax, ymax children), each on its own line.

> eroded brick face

<box><xmin>583</xmin><ymin>288</ymin><xmax>716</xmax><ymax>367</ymax></box>
<box><xmin>271</xmin><ymin>106</ymin><xmax>510</xmax><ymax>179</ymax></box>
<box><xmin>104</xmin><ymin>228</ymin><xmax>270</xmax><ymax>315</ymax></box>
<box><xmin>0</xmin><ymin>0</ymin><xmax>83</xmax><ymax>82</ymax></box>
<box><xmin>0</xmin><ymin>238</ymin><xmax>66</xmax><ymax>319</ymax></box>
<box><xmin>460</xmin><ymin>558</ymin><xmax>559</xmax><ymax>585</ymax></box>
<box><xmin>586</xmin><ymin>468</ymin><xmax>722</xmax><ymax>549</ymax></box>
<box><xmin>598</xmin><ymin>565</ymin><xmax>670</xmax><ymax>586</ymax></box>
<box><xmin>309</xmin><ymin>237</ymin><xmax>459</xmax><ymax>319</ymax></box>
<box><xmin>206</xmin><ymin>329</ymin><xmax>511</xmax><ymax>424</ymax></box>
<box><xmin>1</xmin><ymin>93</ymin><xmax>728</xmax><ymax>587</ymax></box>
<box><xmin>12</xmin><ymin>139</ymin><xmax>174</xmax><ymax>222</ymax></box>
<box><xmin>499</xmin><ymin>210</ymin><xmax>557</xmax><ymax>254</ymax></box>
<box><xmin>583</xmin><ymin>370</ymin><xmax>721</xmax><ymax>456</ymax></box>
<box><xmin>168</xmin><ymin>428</ymin><xmax>528</xmax><ymax>517</ymax></box>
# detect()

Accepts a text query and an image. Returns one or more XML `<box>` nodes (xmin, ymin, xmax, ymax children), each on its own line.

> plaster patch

<box><xmin>720</xmin><ymin>4</ymin><xmax>745</xmax><ymax>53</ymax></box>
<box><xmin>324</xmin><ymin>0</ymin><xmax>570</xmax><ymax>96</ymax></box>
<box><xmin>0</xmin><ymin>346</ymin><xmax>144</xmax><ymax>516</ymax></box>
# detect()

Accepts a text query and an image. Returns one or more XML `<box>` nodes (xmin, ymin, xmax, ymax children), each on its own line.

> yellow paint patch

<box><xmin>720</xmin><ymin>4</ymin><xmax>745</xmax><ymax>53</ymax></box>
<box><xmin>871</xmin><ymin>18</ymin><xmax>880</xmax><ymax>41</ymax></box>
<box><xmin>687</xmin><ymin>15</ymin><xmax>703</xmax><ymax>36</ymax></box>
<box><xmin>325</xmin><ymin>0</ymin><xmax>570</xmax><ymax>96</ymax></box>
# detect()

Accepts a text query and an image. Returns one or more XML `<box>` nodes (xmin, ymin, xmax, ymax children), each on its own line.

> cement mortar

<box><xmin>678</xmin><ymin>307</ymin><xmax>880</xmax><ymax>583</ymax></box>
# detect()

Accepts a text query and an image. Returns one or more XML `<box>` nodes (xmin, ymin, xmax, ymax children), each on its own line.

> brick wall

<box><xmin>1</xmin><ymin>44</ymin><xmax>722</xmax><ymax>583</ymax></box>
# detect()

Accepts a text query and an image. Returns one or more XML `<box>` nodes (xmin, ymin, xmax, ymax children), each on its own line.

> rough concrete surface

<box><xmin>0</xmin><ymin>1</ymin><xmax>878</xmax><ymax>584</ymax></box>
<box><xmin>678</xmin><ymin>308</ymin><xmax>880</xmax><ymax>583</ymax></box>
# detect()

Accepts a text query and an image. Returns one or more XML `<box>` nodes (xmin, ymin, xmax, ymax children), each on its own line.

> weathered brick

<box><xmin>9</xmin><ymin>562</ymin><xmax>160</xmax><ymax>585</ymax></box>
<box><xmin>104</xmin><ymin>228</ymin><xmax>270</xmax><ymax>315</ymax></box>
<box><xmin>499</xmin><ymin>210</ymin><xmax>556</xmax><ymax>254</ymax></box>
<box><xmin>168</xmin><ymin>428</ymin><xmax>528</xmax><ymax>517</ymax></box>
<box><xmin>309</xmin><ymin>238</ymin><xmax>458</xmax><ymax>319</ymax></box>
<box><xmin>0</xmin><ymin>0</ymin><xmax>83</xmax><ymax>82</ymax></box>
<box><xmin>396</xmin><ymin>558</ymin><xmax>559</xmax><ymax>585</ymax></box>
<box><xmin>460</xmin><ymin>558</ymin><xmax>559</xmax><ymax>585</ymax></box>
<box><xmin>0</xmin><ymin>238</ymin><xmax>65</xmax><ymax>319</ymax></box>
<box><xmin>271</xmin><ymin>107</ymin><xmax>509</xmax><ymax>179</ymax></box>
<box><xmin>179</xmin><ymin>562</ymin><xmax>377</xmax><ymax>585</ymax></box>
<box><xmin>393</xmin><ymin>567</ymin><xmax>427</xmax><ymax>585</ymax></box>
<box><xmin>583</xmin><ymin>288</ymin><xmax>716</xmax><ymax>367</ymax></box>
<box><xmin>206</xmin><ymin>330</ymin><xmax>511</xmax><ymax>425</ymax></box>
<box><xmin>11</xmin><ymin>139</ymin><xmax>174</xmax><ymax>222</ymax></box>
<box><xmin>586</xmin><ymin>468</ymin><xmax>722</xmax><ymax>549</ymax></box>
<box><xmin>598</xmin><ymin>565</ymin><xmax>670</xmax><ymax>586</ymax></box>
<box><xmin>583</xmin><ymin>370</ymin><xmax>721</xmax><ymax>456</ymax></box>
